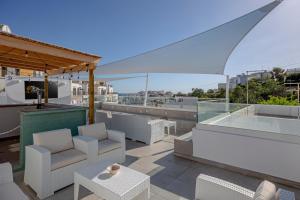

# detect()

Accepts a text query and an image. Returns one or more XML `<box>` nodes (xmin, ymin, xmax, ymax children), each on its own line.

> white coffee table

<box><xmin>74</xmin><ymin>161</ymin><xmax>150</xmax><ymax>200</ymax></box>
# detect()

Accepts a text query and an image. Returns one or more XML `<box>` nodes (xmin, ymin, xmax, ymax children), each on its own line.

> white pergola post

<box><xmin>225</xmin><ymin>75</ymin><xmax>230</xmax><ymax>112</ymax></box>
<box><xmin>143</xmin><ymin>73</ymin><xmax>149</xmax><ymax>107</ymax></box>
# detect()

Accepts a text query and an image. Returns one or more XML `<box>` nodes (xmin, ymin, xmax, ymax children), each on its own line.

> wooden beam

<box><xmin>0</xmin><ymin>34</ymin><xmax>101</xmax><ymax>63</ymax></box>
<box><xmin>88</xmin><ymin>65</ymin><xmax>95</xmax><ymax>124</ymax></box>
<box><xmin>0</xmin><ymin>61</ymin><xmax>46</xmax><ymax>71</ymax></box>
<box><xmin>47</xmin><ymin>63</ymin><xmax>95</xmax><ymax>76</ymax></box>
<box><xmin>0</xmin><ymin>53</ymin><xmax>72</xmax><ymax>68</ymax></box>
<box><xmin>0</xmin><ymin>57</ymin><xmax>60</xmax><ymax>70</ymax></box>
<box><xmin>44</xmin><ymin>75</ymin><xmax>48</xmax><ymax>103</ymax></box>
<box><xmin>0</xmin><ymin>47</ymin><xmax>83</xmax><ymax>66</ymax></box>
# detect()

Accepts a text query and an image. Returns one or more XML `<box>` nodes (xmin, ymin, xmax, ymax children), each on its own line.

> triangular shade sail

<box><xmin>95</xmin><ymin>0</ymin><xmax>281</xmax><ymax>75</ymax></box>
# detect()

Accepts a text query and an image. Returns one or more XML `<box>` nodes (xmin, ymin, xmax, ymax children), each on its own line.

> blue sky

<box><xmin>2</xmin><ymin>0</ymin><xmax>300</xmax><ymax>93</ymax></box>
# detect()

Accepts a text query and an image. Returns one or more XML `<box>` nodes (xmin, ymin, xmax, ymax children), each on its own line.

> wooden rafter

<box><xmin>0</xmin><ymin>32</ymin><xmax>100</xmax><ymax>74</ymax></box>
<box><xmin>0</xmin><ymin>32</ymin><xmax>100</xmax><ymax>124</ymax></box>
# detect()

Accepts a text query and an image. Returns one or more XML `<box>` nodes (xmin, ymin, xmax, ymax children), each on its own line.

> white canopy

<box><xmin>95</xmin><ymin>0</ymin><xmax>281</xmax><ymax>75</ymax></box>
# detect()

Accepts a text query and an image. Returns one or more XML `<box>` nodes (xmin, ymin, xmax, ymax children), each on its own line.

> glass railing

<box><xmin>117</xmin><ymin>96</ymin><xmax>199</xmax><ymax>111</ymax></box>
<box><xmin>197</xmin><ymin>101</ymin><xmax>248</xmax><ymax>122</ymax></box>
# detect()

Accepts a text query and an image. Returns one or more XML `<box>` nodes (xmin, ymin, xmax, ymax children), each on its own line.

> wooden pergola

<box><xmin>0</xmin><ymin>32</ymin><xmax>101</xmax><ymax>124</ymax></box>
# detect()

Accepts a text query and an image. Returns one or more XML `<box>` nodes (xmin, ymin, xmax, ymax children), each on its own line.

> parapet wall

<box><xmin>101</xmin><ymin>103</ymin><xmax>198</xmax><ymax>121</ymax></box>
<box><xmin>100</xmin><ymin>103</ymin><xmax>197</xmax><ymax>135</ymax></box>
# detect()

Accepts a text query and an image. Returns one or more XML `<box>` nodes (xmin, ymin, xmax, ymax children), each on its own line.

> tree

<box><xmin>258</xmin><ymin>96</ymin><xmax>299</xmax><ymax>106</ymax></box>
<box><xmin>271</xmin><ymin>67</ymin><xmax>286</xmax><ymax>83</ymax></box>
<box><xmin>230</xmin><ymin>78</ymin><xmax>287</xmax><ymax>104</ymax></box>
<box><xmin>191</xmin><ymin>88</ymin><xmax>205</xmax><ymax>98</ymax></box>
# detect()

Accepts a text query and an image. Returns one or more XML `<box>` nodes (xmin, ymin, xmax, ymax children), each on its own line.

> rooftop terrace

<box><xmin>12</xmin><ymin>138</ymin><xmax>300</xmax><ymax>200</ymax></box>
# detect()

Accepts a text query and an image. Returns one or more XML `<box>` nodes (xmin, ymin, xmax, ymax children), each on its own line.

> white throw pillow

<box><xmin>33</xmin><ymin>129</ymin><xmax>74</xmax><ymax>154</ymax></box>
<box><xmin>253</xmin><ymin>180</ymin><xmax>276</xmax><ymax>200</ymax></box>
<box><xmin>79</xmin><ymin>123</ymin><xmax>108</xmax><ymax>141</ymax></box>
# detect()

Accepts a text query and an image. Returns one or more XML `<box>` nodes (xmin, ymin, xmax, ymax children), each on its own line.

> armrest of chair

<box><xmin>73</xmin><ymin>136</ymin><xmax>98</xmax><ymax>162</ymax></box>
<box><xmin>107</xmin><ymin>130</ymin><xmax>125</xmax><ymax>143</ymax></box>
<box><xmin>195</xmin><ymin>174</ymin><xmax>254</xmax><ymax>200</ymax></box>
<box><xmin>107</xmin><ymin>130</ymin><xmax>126</xmax><ymax>162</ymax></box>
<box><xmin>0</xmin><ymin>162</ymin><xmax>13</xmax><ymax>184</ymax></box>
<box><xmin>24</xmin><ymin>145</ymin><xmax>51</xmax><ymax>198</ymax></box>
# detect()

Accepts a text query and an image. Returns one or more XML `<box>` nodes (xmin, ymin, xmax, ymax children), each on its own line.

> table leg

<box><xmin>174</xmin><ymin>124</ymin><xmax>176</xmax><ymax>135</ymax></box>
<box><xmin>74</xmin><ymin>182</ymin><xmax>79</xmax><ymax>200</ymax></box>
<box><xmin>145</xmin><ymin>186</ymin><xmax>150</xmax><ymax>199</ymax></box>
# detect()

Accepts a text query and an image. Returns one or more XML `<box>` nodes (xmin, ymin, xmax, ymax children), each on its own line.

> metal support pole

<box><xmin>246</xmin><ymin>71</ymin><xmax>249</xmax><ymax>106</ymax></box>
<box><xmin>246</xmin><ymin>71</ymin><xmax>249</xmax><ymax>115</ymax></box>
<box><xmin>225</xmin><ymin>75</ymin><xmax>230</xmax><ymax>112</ymax></box>
<box><xmin>143</xmin><ymin>73</ymin><xmax>149</xmax><ymax>107</ymax></box>
<box><xmin>297</xmin><ymin>83</ymin><xmax>299</xmax><ymax>103</ymax></box>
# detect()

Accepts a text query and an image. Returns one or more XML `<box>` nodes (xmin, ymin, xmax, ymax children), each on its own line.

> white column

<box><xmin>104</xmin><ymin>83</ymin><xmax>108</xmax><ymax>102</ymax></box>
<box><xmin>143</xmin><ymin>73</ymin><xmax>149</xmax><ymax>107</ymax></box>
<box><xmin>225</xmin><ymin>75</ymin><xmax>230</xmax><ymax>112</ymax></box>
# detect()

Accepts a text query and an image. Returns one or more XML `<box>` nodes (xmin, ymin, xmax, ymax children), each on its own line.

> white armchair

<box><xmin>78</xmin><ymin>123</ymin><xmax>126</xmax><ymax>163</ymax></box>
<box><xmin>195</xmin><ymin>174</ymin><xmax>295</xmax><ymax>200</ymax></box>
<box><xmin>0</xmin><ymin>162</ymin><xmax>29</xmax><ymax>200</ymax></box>
<box><xmin>24</xmin><ymin>128</ymin><xmax>97</xmax><ymax>199</ymax></box>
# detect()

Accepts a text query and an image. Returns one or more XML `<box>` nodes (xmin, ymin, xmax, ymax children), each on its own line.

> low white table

<box><xmin>74</xmin><ymin>161</ymin><xmax>150</xmax><ymax>200</ymax></box>
<box><xmin>163</xmin><ymin>120</ymin><xmax>177</xmax><ymax>135</ymax></box>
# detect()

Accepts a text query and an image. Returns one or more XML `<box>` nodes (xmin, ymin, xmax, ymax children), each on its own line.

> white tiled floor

<box><xmin>15</xmin><ymin>138</ymin><xmax>300</xmax><ymax>200</ymax></box>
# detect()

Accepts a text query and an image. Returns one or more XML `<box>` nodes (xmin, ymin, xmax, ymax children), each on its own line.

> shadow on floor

<box><xmin>0</xmin><ymin>136</ymin><xmax>20</xmax><ymax>167</ymax></box>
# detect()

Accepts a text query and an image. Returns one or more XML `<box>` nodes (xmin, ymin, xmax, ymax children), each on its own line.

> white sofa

<box><xmin>195</xmin><ymin>174</ymin><xmax>295</xmax><ymax>200</ymax></box>
<box><xmin>78</xmin><ymin>122</ymin><xmax>126</xmax><ymax>163</ymax></box>
<box><xmin>96</xmin><ymin>110</ymin><xmax>165</xmax><ymax>144</ymax></box>
<box><xmin>24</xmin><ymin>128</ymin><xmax>97</xmax><ymax>199</ymax></box>
<box><xmin>0</xmin><ymin>162</ymin><xmax>29</xmax><ymax>200</ymax></box>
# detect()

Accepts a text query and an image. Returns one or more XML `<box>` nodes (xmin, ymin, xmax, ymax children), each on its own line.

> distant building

<box><xmin>286</xmin><ymin>68</ymin><xmax>300</xmax><ymax>75</ymax></box>
<box><xmin>71</xmin><ymin>80</ymin><xmax>116</xmax><ymax>105</ymax></box>
<box><xmin>218</xmin><ymin>71</ymin><xmax>272</xmax><ymax>90</ymax></box>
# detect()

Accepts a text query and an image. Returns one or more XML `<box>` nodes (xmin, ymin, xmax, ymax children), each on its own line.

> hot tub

<box><xmin>192</xmin><ymin>104</ymin><xmax>300</xmax><ymax>185</ymax></box>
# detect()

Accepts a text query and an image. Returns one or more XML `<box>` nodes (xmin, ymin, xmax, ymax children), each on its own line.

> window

<box><xmin>1</xmin><ymin>67</ymin><xmax>7</xmax><ymax>77</ymax></box>
<box><xmin>73</xmin><ymin>88</ymin><xmax>77</xmax><ymax>96</ymax></box>
<box><xmin>15</xmin><ymin>69</ymin><xmax>20</xmax><ymax>76</ymax></box>
<box><xmin>77</xmin><ymin>88</ymin><xmax>82</xmax><ymax>96</ymax></box>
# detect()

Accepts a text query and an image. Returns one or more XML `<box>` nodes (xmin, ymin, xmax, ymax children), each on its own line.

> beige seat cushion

<box><xmin>253</xmin><ymin>180</ymin><xmax>276</xmax><ymax>200</ymax></box>
<box><xmin>79</xmin><ymin>123</ymin><xmax>108</xmax><ymax>141</ymax></box>
<box><xmin>98</xmin><ymin>139</ymin><xmax>121</xmax><ymax>154</ymax></box>
<box><xmin>51</xmin><ymin>149</ymin><xmax>87</xmax><ymax>171</ymax></box>
<box><xmin>33</xmin><ymin>129</ymin><xmax>74</xmax><ymax>153</ymax></box>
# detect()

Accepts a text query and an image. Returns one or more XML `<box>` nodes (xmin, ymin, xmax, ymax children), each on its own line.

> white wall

<box><xmin>5</xmin><ymin>77</ymin><xmax>71</xmax><ymax>104</ymax></box>
<box><xmin>255</xmin><ymin>104</ymin><xmax>300</xmax><ymax>118</ymax></box>
<box><xmin>192</xmin><ymin>123</ymin><xmax>300</xmax><ymax>183</ymax></box>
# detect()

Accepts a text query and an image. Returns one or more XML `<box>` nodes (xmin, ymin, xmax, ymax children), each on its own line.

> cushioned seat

<box><xmin>33</xmin><ymin>129</ymin><xmax>74</xmax><ymax>154</ymax></box>
<box><xmin>51</xmin><ymin>149</ymin><xmax>87</xmax><ymax>171</ymax></box>
<box><xmin>98</xmin><ymin>139</ymin><xmax>121</xmax><ymax>154</ymax></box>
<box><xmin>0</xmin><ymin>182</ymin><xmax>29</xmax><ymax>200</ymax></box>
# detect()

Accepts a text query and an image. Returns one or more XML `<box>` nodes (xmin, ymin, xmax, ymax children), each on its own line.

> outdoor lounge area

<box><xmin>1</xmin><ymin>0</ymin><xmax>300</xmax><ymax>199</ymax></box>
<box><xmin>8</xmin><ymin>138</ymin><xmax>299</xmax><ymax>199</ymax></box>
